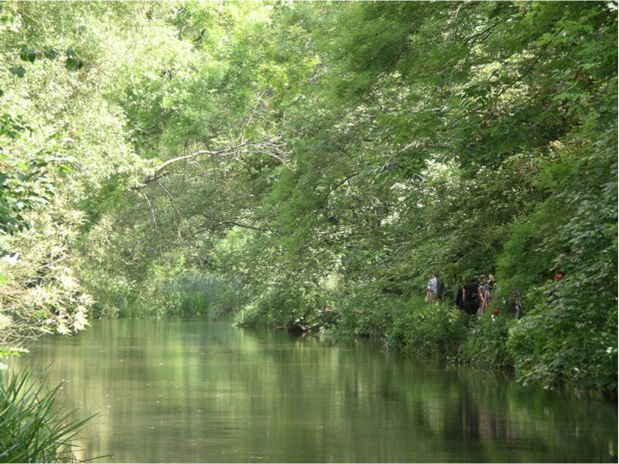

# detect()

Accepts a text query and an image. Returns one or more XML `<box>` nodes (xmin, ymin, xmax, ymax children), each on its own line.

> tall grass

<box><xmin>0</xmin><ymin>369</ymin><xmax>91</xmax><ymax>463</ymax></box>
<box><xmin>116</xmin><ymin>272</ymin><xmax>247</xmax><ymax>319</ymax></box>
<box><xmin>161</xmin><ymin>273</ymin><xmax>246</xmax><ymax>318</ymax></box>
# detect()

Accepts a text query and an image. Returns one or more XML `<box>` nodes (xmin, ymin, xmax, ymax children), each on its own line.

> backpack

<box><xmin>465</xmin><ymin>282</ymin><xmax>479</xmax><ymax>303</ymax></box>
<box><xmin>436</xmin><ymin>278</ymin><xmax>445</xmax><ymax>298</ymax></box>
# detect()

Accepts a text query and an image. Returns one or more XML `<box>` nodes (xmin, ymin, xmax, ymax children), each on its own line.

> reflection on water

<box><xmin>14</xmin><ymin>320</ymin><xmax>618</xmax><ymax>463</ymax></box>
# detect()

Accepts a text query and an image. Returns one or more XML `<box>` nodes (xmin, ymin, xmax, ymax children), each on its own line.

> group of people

<box><xmin>425</xmin><ymin>270</ymin><xmax>566</xmax><ymax>319</ymax></box>
<box><xmin>425</xmin><ymin>272</ymin><xmax>497</xmax><ymax>318</ymax></box>
<box><xmin>453</xmin><ymin>275</ymin><xmax>496</xmax><ymax>317</ymax></box>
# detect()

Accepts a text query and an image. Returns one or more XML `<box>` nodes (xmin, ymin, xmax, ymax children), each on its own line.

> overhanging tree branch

<box><xmin>139</xmin><ymin>138</ymin><xmax>292</xmax><ymax>187</ymax></box>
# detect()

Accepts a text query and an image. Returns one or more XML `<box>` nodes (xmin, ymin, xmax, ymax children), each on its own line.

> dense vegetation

<box><xmin>0</xmin><ymin>1</ymin><xmax>616</xmax><ymax>401</ymax></box>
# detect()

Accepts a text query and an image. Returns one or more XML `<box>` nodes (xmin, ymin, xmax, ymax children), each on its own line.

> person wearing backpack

<box><xmin>436</xmin><ymin>276</ymin><xmax>445</xmax><ymax>300</ymax></box>
<box><xmin>462</xmin><ymin>278</ymin><xmax>479</xmax><ymax>315</ymax></box>
<box><xmin>425</xmin><ymin>272</ymin><xmax>439</xmax><ymax>303</ymax></box>
<box><xmin>454</xmin><ymin>278</ymin><xmax>469</xmax><ymax>310</ymax></box>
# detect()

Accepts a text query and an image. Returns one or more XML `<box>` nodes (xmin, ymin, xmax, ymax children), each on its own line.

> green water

<box><xmin>14</xmin><ymin>320</ymin><xmax>618</xmax><ymax>462</ymax></box>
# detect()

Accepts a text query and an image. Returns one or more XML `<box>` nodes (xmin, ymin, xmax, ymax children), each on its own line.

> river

<box><xmin>14</xmin><ymin>319</ymin><xmax>618</xmax><ymax>462</ymax></box>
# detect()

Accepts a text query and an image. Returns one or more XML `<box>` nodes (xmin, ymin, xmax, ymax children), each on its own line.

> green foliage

<box><xmin>390</xmin><ymin>302</ymin><xmax>468</xmax><ymax>359</ymax></box>
<box><xmin>330</xmin><ymin>285</ymin><xmax>404</xmax><ymax>340</ymax></box>
<box><xmin>459</xmin><ymin>314</ymin><xmax>516</xmax><ymax>369</ymax></box>
<box><xmin>0</xmin><ymin>0</ymin><xmax>614</xmax><ymax>398</ymax></box>
<box><xmin>234</xmin><ymin>283</ymin><xmax>328</xmax><ymax>330</ymax></box>
<box><xmin>0</xmin><ymin>369</ymin><xmax>90</xmax><ymax>463</ymax></box>
<box><xmin>507</xmin><ymin>280</ymin><xmax>618</xmax><ymax>395</ymax></box>
<box><xmin>138</xmin><ymin>272</ymin><xmax>246</xmax><ymax>319</ymax></box>
<box><xmin>0</xmin><ymin>1</ymin><xmax>149</xmax><ymax>350</ymax></box>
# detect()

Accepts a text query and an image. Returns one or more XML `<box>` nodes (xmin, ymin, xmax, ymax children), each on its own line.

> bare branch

<box><xmin>139</xmin><ymin>191</ymin><xmax>159</xmax><ymax>232</ymax></box>
<box><xmin>193</xmin><ymin>28</ymin><xmax>206</xmax><ymax>43</ymax></box>
<box><xmin>139</xmin><ymin>139</ymin><xmax>292</xmax><ymax>187</ymax></box>
<box><xmin>218</xmin><ymin>220</ymin><xmax>272</xmax><ymax>233</ymax></box>
<box><xmin>323</xmin><ymin>171</ymin><xmax>361</xmax><ymax>204</ymax></box>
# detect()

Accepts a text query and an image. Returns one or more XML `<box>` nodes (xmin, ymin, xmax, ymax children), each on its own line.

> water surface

<box><xmin>15</xmin><ymin>320</ymin><xmax>618</xmax><ymax>462</ymax></box>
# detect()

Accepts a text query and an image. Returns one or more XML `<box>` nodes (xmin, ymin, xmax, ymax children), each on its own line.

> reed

<box><xmin>161</xmin><ymin>273</ymin><xmax>245</xmax><ymax>318</ymax></box>
<box><xmin>0</xmin><ymin>369</ymin><xmax>91</xmax><ymax>463</ymax></box>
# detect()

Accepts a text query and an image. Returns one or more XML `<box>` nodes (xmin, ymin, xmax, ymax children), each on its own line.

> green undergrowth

<box><xmin>234</xmin><ymin>286</ymin><xmax>336</xmax><ymax>331</ymax></box>
<box><xmin>134</xmin><ymin>272</ymin><xmax>246</xmax><ymax>319</ymax></box>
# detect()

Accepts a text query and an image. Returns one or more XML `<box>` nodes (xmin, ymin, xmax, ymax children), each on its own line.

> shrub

<box><xmin>234</xmin><ymin>285</ymin><xmax>325</xmax><ymax>329</ymax></box>
<box><xmin>158</xmin><ymin>273</ymin><xmax>246</xmax><ymax>319</ymax></box>
<box><xmin>234</xmin><ymin>300</ymin><xmax>272</xmax><ymax>328</ymax></box>
<box><xmin>506</xmin><ymin>279</ymin><xmax>618</xmax><ymax>396</ymax></box>
<box><xmin>107</xmin><ymin>272</ymin><xmax>247</xmax><ymax>319</ymax></box>
<box><xmin>395</xmin><ymin>301</ymin><xmax>467</xmax><ymax>359</ymax></box>
<box><xmin>332</xmin><ymin>286</ymin><xmax>405</xmax><ymax>340</ymax></box>
<box><xmin>459</xmin><ymin>313</ymin><xmax>516</xmax><ymax>369</ymax></box>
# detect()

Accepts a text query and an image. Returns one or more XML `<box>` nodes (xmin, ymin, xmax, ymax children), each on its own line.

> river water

<box><xmin>14</xmin><ymin>320</ymin><xmax>618</xmax><ymax>462</ymax></box>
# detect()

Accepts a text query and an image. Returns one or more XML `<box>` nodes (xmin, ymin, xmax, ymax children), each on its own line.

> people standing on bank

<box><xmin>455</xmin><ymin>279</ymin><xmax>467</xmax><ymax>310</ymax></box>
<box><xmin>512</xmin><ymin>291</ymin><xmax>522</xmax><ymax>319</ymax></box>
<box><xmin>462</xmin><ymin>277</ymin><xmax>480</xmax><ymax>315</ymax></box>
<box><xmin>477</xmin><ymin>274</ymin><xmax>495</xmax><ymax>317</ymax></box>
<box><xmin>436</xmin><ymin>274</ymin><xmax>445</xmax><ymax>300</ymax></box>
<box><xmin>477</xmin><ymin>276</ymin><xmax>486</xmax><ymax>316</ymax></box>
<box><xmin>425</xmin><ymin>272</ymin><xmax>439</xmax><ymax>303</ymax></box>
<box><xmin>547</xmin><ymin>270</ymin><xmax>564</xmax><ymax>302</ymax></box>
<box><xmin>486</xmin><ymin>274</ymin><xmax>496</xmax><ymax>314</ymax></box>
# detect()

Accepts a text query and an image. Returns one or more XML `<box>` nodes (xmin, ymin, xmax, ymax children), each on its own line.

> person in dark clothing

<box><xmin>454</xmin><ymin>278</ymin><xmax>468</xmax><ymax>310</ymax></box>
<box><xmin>512</xmin><ymin>292</ymin><xmax>522</xmax><ymax>319</ymax></box>
<box><xmin>462</xmin><ymin>278</ymin><xmax>480</xmax><ymax>316</ymax></box>
<box><xmin>454</xmin><ymin>285</ymin><xmax>466</xmax><ymax>310</ymax></box>
<box><xmin>436</xmin><ymin>275</ymin><xmax>445</xmax><ymax>300</ymax></box>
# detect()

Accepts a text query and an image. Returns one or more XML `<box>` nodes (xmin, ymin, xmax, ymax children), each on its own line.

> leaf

<box><xmin>65</xmin><ymin>57</ymin><xmax>84</xmax><ymax>71</ymax></box>
<box><xmin>65</xmin><ymin>48</ymin><xmax>84</xmax><ymax>71</ymax></box>
<box><xmin>43</xmin><ymin>48</ymin><xmax>59</xmax><ymax>59</ymax></box>
<box><xmin>19</xmin><ymin>48</ymin><xmax>37</xmax><ymax>63</ymax></box>
<box><xmin>8</xmin><ymin>67</ymin><xmax>26</xmax><ymax>78</ymax></box>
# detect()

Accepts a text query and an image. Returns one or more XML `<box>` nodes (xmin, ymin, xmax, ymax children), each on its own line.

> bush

<box><xmin>234</xmin><ymin>301</ymin><xmax>269</xmax><ymax>328</ymax></box>
<box><xmin>393</xmin><ymin>301</ymin><xmax>467</xmax><ymax>359</ymax></box>
<box><xmin>332</xmin><ymin>286</ymin><xmax>405</xmax><ymax>340</ymax></box>
<box><xmin>459</xmin><ymin>313</ymin><xmax>516</xmax><ymax>369</ymax></box>
<box><xmin>234</xmin><ymin>285</ymin><xmax>326</xmax><ymax>329</ymax></box>
<box><xmin>0</xmin><ymin>368</ymin><xmax>90</xmax><ymax>463</ymax></box>
<box><xmin>157</xmin><ymin>273</ymin><xmax>246</xmax><ymax>319</ymax></box>
<box><xmin>506</xmin><ymin>279</ymin><xmax>618</xmax><ymax>396</ymax></box>
<box><xmin>104</xmin><ymin>271</ymin><xmax>247</xmax><ymax>319</ymax></box>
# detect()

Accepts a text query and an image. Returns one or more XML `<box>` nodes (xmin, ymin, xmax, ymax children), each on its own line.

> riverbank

<box><xmin>83</xmin><ymin>268</ymin><xmax>616</xmax><ymax>403</ymax></box>
<box><xmin>233</xmin><ymin>291</ymin><xmax>617</xmax><ymax>402</ymax></box>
